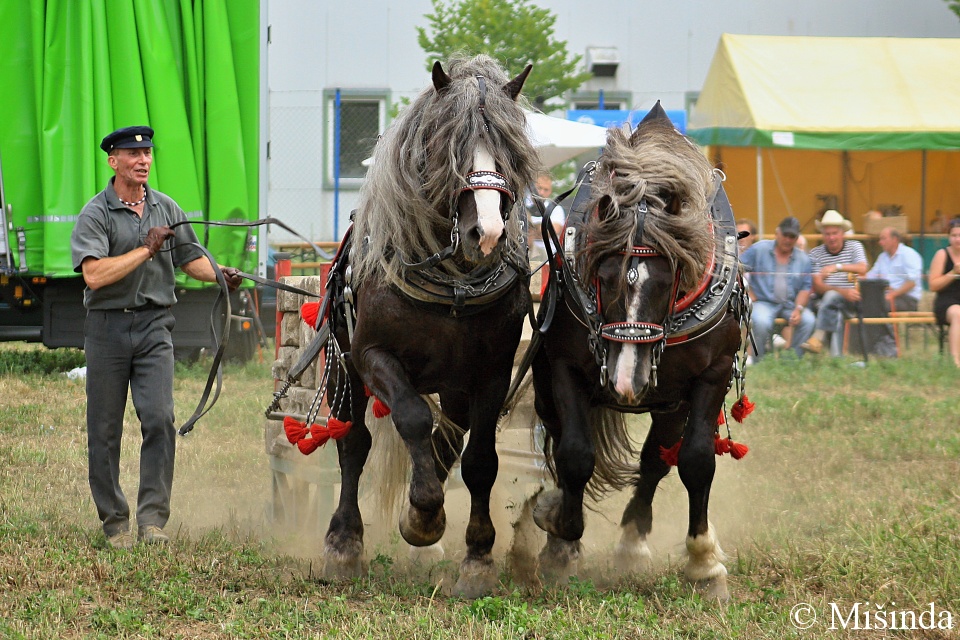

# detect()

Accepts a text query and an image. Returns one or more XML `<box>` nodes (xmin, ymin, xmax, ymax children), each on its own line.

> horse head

<box><xmin>582</xmin><ymin>103</ymin><xmax>715</xmax><ymax>405</ymax></box>
<box><xmin>432</xmin><ymin>60</ymin><xmax>534</xmax><ymax>266</ymax></box>
<box><xmin>350</xmin><ymin>55</ymin><xmax>539</xmax><ymax>288</ymax></box>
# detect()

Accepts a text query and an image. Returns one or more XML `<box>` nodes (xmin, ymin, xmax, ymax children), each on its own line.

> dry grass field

<box><xmin>1</xmin><ymin>341</ymin><xmax>958</xmax><ymax>638</ymax></box>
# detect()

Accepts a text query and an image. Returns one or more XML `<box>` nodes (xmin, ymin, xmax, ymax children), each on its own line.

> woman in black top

<box><xmin>928</xmin><ymin>219</ymin><xmax>960</xmax><ymax>367</ymax></box>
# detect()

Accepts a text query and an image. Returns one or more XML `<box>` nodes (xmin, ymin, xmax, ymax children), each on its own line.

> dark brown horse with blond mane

<box><xmin>530</xmin><ymin>103</ymin><xmax>751</xmax><ymax>600</ymax></box>
<box><xmin>317</xmin><ymin>55</ymin><xmax>541</xmax><ymax>598</ymax></box>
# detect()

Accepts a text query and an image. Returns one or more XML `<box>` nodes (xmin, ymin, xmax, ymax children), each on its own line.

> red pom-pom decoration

<box><xmin>729</xmin><ymin>440</ymin><xmax>749</xmax><ymax>460</ymax></box>
<box><xmin>372</xmin><ymin>397</ymin><xmax>391</xmax><ymax>418</ymax></box>
<box><xmin>300</xmin><ymin>301</ymin><xmax>321</xmax><ymax>328</ymax></box>
<box><xmin>731</xmin><ymin>395</ymin><xmax>755</xmax><ymax>423</ymax></box>
<box><xmin>297</xmin><ymin>438</ymin><xmax>321</xmax><ymax>455</ymax></box>
<box><xmin>307</xmin><ymin>423</ymin><xmax>332</xmax><ymax>446</ymax></box>
<box><xmin>659</xmin><ymin>439</ymin><xmax>682</xmax><ymax>467</ymax></box>
<box><xmin>714</xmin><ymin>434</ymin><xmax>732</xmax><ymax>456</ymax></box>
<box><xmin>326</xmin><ymin>417</ymin><xmax>352</xmax><ymax>440</ymax></box>
<box><xmin>283</xmin><ymin>416</ymin><xmax>308</xmax><ymax>444</ymax></box>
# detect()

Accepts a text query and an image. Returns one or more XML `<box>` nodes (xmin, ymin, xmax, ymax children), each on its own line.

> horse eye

<box><xmin>597</xmin><ymin>259</ymin><xmax>620</xmax><ymax>283</ymax></box>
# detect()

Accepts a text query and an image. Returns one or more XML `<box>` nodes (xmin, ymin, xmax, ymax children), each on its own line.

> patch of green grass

<box><xmin>1</xmin><ymin>346</ymin><xmax>959</xmax><ymax>637</ymax></box>
<box><xmin>0</xmin><ymin>347</ymin><xmax>85</xmax><ymax>375</ymax></box>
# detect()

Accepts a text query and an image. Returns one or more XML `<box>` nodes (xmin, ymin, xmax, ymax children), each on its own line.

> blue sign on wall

<box><xmin>567</xmin><ymin>109</ymin><xmax>687</xmax><ymax>133</ymax></box>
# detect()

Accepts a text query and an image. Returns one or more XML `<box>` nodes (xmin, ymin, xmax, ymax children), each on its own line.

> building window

<box><xmin>571</xmin><ymin>99</ymin><xmax>626</xmax><ymax>111</ymax></box>
<box><xmin>569</xmin><ymin>91</ymin><xmax>631</xmax><ymax>112</ymax></box>
<box><xmin>324</xmin><ymin>90</ymin><xmax>388</xmax><ymax>187</ymax></box>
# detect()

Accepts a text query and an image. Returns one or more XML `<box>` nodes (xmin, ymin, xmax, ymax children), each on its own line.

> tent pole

<box><xmin>756</xmin><ymin>148</ymin><xmax>765</xmax><ymax>236</ymax></box>
<box><xmin>841</xmin><ymin>151</ymin><xmax>849</xmax><ymax>216</ymax></box>
<box><xmin>920</xmin><ymin>150</ymin><xmax>927</xmax><ymax>262</ymax></box>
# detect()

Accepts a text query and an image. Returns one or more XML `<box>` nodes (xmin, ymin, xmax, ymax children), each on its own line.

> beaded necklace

<box><xmin>119</xmin><ymin>186</ymin><xmax>147</xmax><ymax>207</ymax></box>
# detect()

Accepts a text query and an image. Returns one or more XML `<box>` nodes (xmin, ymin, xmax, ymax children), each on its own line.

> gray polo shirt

<box><xmin>71</xmin><ymin>178</ymin><xmax>206</xmax><ymax>310</ymax></box>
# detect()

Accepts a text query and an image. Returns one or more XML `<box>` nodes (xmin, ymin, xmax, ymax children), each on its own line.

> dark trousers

<box><xmin>85</xmin><ymin>308</ymin><xmax>176</xmax><ymax>536</ymax></box>
<box><xmin>891</xmin><ymin>296</ymin><xmax>919</xmax><ymax>313</ymax></box>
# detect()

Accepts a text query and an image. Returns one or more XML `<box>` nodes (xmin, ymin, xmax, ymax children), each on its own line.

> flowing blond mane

<box><xmin>350</xmin><ymin>55</ymin><xmax>541</xmax><ymax>287</ymax></box>
<box><xmin>581</xmin><ymin>116</ymin><xmax>716</xmax><ymax>294</ymax></box>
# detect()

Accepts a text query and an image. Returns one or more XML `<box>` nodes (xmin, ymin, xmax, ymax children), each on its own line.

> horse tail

<box><xmin>541</xmin><ymin>406</ymin><xmax>639</xmax><ymax>502</ymax></box>
<box><xmin>362</xmin><ymin>395</ymin><xmax>464</xmax><ymax>527</ymax></box>
<box><xmin>587</xmin><ymin>407</ymin><xmax>640</xmax><ymax>499</ymax></box>
<box><xmin>364</xmin><ymin>407</ymin><xmax>409</xmax><ymax>527</ymax></box>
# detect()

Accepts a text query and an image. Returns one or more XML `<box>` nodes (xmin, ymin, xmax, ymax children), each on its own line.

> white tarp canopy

<box><xmin>525</xmin><ymin>111</ymin><xmax>608</xmax><ymax>167</ymax></box>
<box><xmin>363</xmin><ymin>112</ymin><xmax>608</xmax><ymax>169</ymax></box>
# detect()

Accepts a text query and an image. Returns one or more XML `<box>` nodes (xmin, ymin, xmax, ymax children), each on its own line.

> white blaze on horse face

<box><xmin>612</xmin><ymin>262</ymin><xmax>649</xmax><ymax>401</ymax></box>
<box><xmin>472</xmin><ymin>144</ymin><xmax>505</xmax><ymax>256</ymax></box>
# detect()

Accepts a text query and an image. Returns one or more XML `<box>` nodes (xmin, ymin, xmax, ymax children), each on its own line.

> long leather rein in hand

<box><xmin>164</xmin><ymin>217</ymin><xmax>325</xmax><ymax>436</ymax></box>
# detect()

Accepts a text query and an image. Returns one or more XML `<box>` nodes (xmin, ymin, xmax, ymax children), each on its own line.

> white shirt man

<box><xmin>866</xmin><ymin>227</ymin><xmax>923</xmax><ymax>312</ymax></box>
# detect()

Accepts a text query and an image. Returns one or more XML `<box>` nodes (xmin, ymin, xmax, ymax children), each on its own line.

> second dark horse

<box><xmin>531</xmin><ymin>104</ymin><xmax>749</xmax><ymax>601</ymax></box>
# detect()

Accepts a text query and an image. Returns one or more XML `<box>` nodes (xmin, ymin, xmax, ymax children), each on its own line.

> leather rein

<box><xmin>164</xmin><ymin>216</ymin><xmax>323</xmax><ymax>436</ymax></box>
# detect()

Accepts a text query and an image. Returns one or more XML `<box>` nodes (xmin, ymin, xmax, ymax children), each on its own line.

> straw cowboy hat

<box><xmin>815</xmin><ymin>209</ymin><xmax>853</xmax><ymax>232</ymax></box>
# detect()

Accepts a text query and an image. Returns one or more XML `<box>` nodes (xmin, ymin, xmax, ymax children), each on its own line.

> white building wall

<box><xmin>266</xmin><ymin>0</ymin><xmax>960</xmax><ymax>242</ymax></box>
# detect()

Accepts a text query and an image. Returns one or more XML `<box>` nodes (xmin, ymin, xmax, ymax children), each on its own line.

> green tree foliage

<box><xmin>416</xmin><ymin>0</ymin><xmax>592</xmax><ymax>108</ymax></box>
<box><xmin>946</xmin><ymin>0</ymin><xmax>960</xmax><ymax>19</ymax></box>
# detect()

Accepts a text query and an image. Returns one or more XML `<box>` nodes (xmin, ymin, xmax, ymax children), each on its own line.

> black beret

<box><xmin>100</xmin><ymin>125</ymin><xmax>155</xmax><ymax>153</ymax></box>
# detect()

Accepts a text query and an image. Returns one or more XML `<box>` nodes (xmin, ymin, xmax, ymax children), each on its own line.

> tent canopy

<box><xmin>688</xmin><ymin>34</ymin><xmax>960</xmax><ymax>150</ymax></box>
<box><xmin>525</xmin><ymin>112</ymin><xmax>608</xmax><ymax>167</ymax></box>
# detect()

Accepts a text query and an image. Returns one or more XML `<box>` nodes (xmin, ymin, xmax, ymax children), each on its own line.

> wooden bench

<box><xmin>843</xmin><ymin>312</ymin><xmax>946</xmax><ymax>355</ymax></box>
<box><xmin>768</xmin><ymin>314</ymin><xmax>945</xmax><ymax>356</ymax></box>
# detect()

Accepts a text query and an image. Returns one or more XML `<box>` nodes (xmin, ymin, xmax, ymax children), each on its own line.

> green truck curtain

<box><xmin>0</xmin><ymin>0</ymin><xmax>258</xmax><ymax>281</ymax></box>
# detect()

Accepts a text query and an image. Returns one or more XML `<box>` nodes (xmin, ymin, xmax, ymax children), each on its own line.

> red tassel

<box><xmin>372</xmin><ymin>397</ymin><xmax>391</xmax><ymax>418</ymax></box>
<box><xmin>731</xmin><ymin>395</ymin><xmax>755</xmax><ymax>423</ymax></box>
<box><xmin>308</xmin><ymin>423</ymin><xmax>333</xmax><ymax>446</ymax></box>
<box><xmin>729</xmin><ymin>440</ymin><xmax>749</xmax><ymax>460</ymax></box>
<box><xmin>327</xmin><ymin>417</ymin><xmax>352</xmax><ymax>439</ymax></box>
<box><xmin>297</xmin><ymin>437</ymin><xmax>321</xmax><ymax>455</ymax></box>
<box><xmin>716</xmin><ymin>410</ymin><xmax>726</xmax><ymax>426</ymax></box>
<box><xmin>659</xmin><ymin>439</ymin><xmax>682</xmax><ymax>467</ymax></box>
<box><xmin>300</xmin><ymin>302</ymin><xmax>321</xmax><ymax>328</ymax></box>
<box><xmin>283</xmin><ymin>416</ymin><xmax>308</xmax><ymax>444</ymax></box>
<box><xmin>714</xmin><ymin>434</ymin><xmax>731</xmax><ymax>456</ymax></box>
<box><xmin>364</xmin><ymin>385</ymin><xmax>373</xmax><ymax>397</ymax></box>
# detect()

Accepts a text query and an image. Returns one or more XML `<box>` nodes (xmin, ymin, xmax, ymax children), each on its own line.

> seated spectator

<box><xmin>736</xmin><ymin>219</ymin><xmax>757</xmax><ymax>254</ymax></box>
<box><xmin>803</xmin><ymin>210</ymin><xmax>868</xmax><ymax>355</ymax></box>
<box><xmin>795</xmin><ymin>233</ymin><xmax>808</xmax><ymax>253</ymax></box>
<box><xmin>740</xmin><ymin>216</ymin><xmax>815</xmax><ymax>360</ymax></box>
<box><xmin>928</xmin><ymin>219</ymin><xmax>960</xmax><ymax>367</ymax></box>
<box><xmin>866</xmin><ymin>227</ymin><xmax>922</xmax><ymax>313</ymax></box>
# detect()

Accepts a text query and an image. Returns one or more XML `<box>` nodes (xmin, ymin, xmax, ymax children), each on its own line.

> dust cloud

<box><xmin>164</xmin><ymin>388</ymin><xmax>791</xmax><ymax>595</ymax></box>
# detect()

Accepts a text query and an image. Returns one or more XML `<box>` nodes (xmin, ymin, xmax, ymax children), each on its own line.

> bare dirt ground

<box><xmin>166</xmin><ymin>381</ymin><xmax>772</xmax><ymax>595</ymax></box>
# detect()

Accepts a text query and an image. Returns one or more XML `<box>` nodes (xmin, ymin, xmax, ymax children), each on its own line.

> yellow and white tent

<box><xmin>688</xmin><ymin>34</ymin><xmax>960</xmax><ymax>240</ymax></box>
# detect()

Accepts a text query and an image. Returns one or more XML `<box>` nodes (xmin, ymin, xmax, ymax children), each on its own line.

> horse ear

<box><xmin>630</xmin><ymin>100</ymin><xmax>669</xmax><ymax>143</ymax></box>
<box><xmin>503</xmin><ymin>64</ymin><xmax>533</xmax><ymax>100</ymax></box>
<box><xmin>640</xmin><ymin>100</ymin><xmax>669</xmax><ymax>125</ymax></box>
<box><xmin>432</xmin><ymin>61</ymin><xmax>452</xmax><ymax>94</ymax></box>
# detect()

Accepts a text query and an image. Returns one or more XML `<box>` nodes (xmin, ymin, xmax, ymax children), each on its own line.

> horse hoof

<box><xmin>614</xmin><ymin>539</ymin><xmax>653</xmax><ymax>574</ymax></box>
<box><xmin>408</xmin><ymin>541</ymin><xmax>445</xmax><ymax>565</ymax></box>
<box><xmin>538</xmin><ymin>535</ymin><xmax>581</xmax><ymax>586</ymax></box>
<box><xmin>322</xmin><ymin>540</ymin><xmax>364</xmax><ymax>580</ymax></box>
<box><xmin>399</xmin><ymin>504</ymin><xmax>446</xmax><ymax>547</ymax></box>
<box><xmin>690</xmin><ymin>574</ymin><xmax>731</xmax><ymax>602</ymax></box>
<box><xmin>453</xmin><ymin>557</ymin><xmax>498</xmax><ymax>599</ymax></box>
<box><xmin>532</xmin><ymin>489</ymin><xmax>563</xmax><ymax>536</ymax></box>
